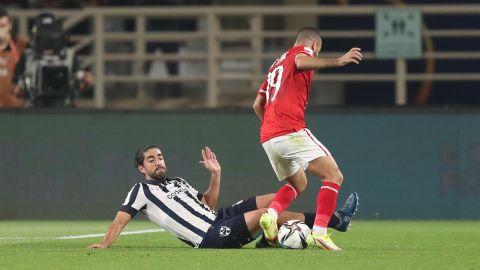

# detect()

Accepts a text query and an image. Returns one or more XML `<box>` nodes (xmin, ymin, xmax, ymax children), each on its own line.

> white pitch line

<box><xmin>55</xmin><ymin>229</ymin><xmax>165</xmax><ymax>239</ymax></box>
<box><xmin>0</xmin><ymin>237</ymin><xmax>49</xmax><ymax>240</ymax></box>
<box><xmin>0</xmin><ymin>229</ymin><xmax>165</xmax><ymax>241</ymax></box>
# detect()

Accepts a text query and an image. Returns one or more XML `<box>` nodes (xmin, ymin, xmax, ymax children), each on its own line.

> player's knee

<box><xmin>292</xmin><ymin>181</ymin><xmax>307</xmax><ymax>193</ymax></box>
<box><xmin>286</xmin><ymin>174</ymin><xmax>307</xmax><ymax>193</ymax></box>
<box><xmin>256</xmin><ymin>194</ymin><xmax>275</xmax><ymax>208</ymax></box>
<box><xmin>331</xmin><ymin>171</ymin><xmax>344</xmax><ymax>185</ymax></box>
<box><xmin>324</xmin><ymin>171</ymin><xmax>343</xmax><ymax>186</ymax></box>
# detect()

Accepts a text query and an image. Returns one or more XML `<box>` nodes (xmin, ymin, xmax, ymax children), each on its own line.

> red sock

<box><xmin>268</xmin><ymin>184</ymin><xmax>299</xmax><ymax>214</ymax></box>
<box><xmin>314</xmin><ymin>182</ymin><xmax>340</xmax><ymax>227</ymax></box>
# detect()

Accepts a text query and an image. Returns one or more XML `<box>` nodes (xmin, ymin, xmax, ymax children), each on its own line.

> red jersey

<box><xmin>258</xmin><ymin>45</ymin><xmax>314</xmax><ymax>143</ymax></box>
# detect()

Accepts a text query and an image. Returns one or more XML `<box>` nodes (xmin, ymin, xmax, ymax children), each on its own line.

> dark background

<box><xmin>1</xmin><ymin>108</ymin><xmax>479</xmax><ymax>220</ymax></box>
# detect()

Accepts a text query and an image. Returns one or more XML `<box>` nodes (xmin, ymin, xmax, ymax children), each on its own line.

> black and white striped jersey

<box><xmin>120</xmin><ymin>177</ymin><xmax>217</xmax><ymax>247</ymax></box>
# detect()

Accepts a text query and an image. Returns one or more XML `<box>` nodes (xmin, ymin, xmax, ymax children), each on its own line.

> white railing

<box><xmin>9</xmin><ymin>5</ymin><xmax>480</xmax><ymax>108</ymax></box>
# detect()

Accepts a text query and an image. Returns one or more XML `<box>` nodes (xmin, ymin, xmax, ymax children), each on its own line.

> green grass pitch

<box><xmin>1</xmin><ymin>220</ymin><xmax>479</xmax><ymax>270</ymax></box>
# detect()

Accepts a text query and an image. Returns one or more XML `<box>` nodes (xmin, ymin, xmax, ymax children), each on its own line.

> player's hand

<box><xmin>87</xmin><ymin>243</ymin><xmax>108</xmax><ymax>249</ymax></box>
<box><xmin>337</xmin><ymin>47</ymin><xmax>362</xmax><ymax>66</ymax></box>
<box><xmin>199</xmin><ymin>146</ymin><xmax>221</xmax><ymax>175</ymax></box>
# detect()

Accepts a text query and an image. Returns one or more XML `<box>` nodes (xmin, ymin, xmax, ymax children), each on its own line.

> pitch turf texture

<box><xmin>1</xmin><ymin>221</ymin><xmax>479</xmax><ymax>270</ymax></box>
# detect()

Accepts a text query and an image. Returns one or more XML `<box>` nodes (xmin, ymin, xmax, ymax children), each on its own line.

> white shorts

<box><xmin>262</xmin><ymin>128</ymin><xmax>331</xmax><ymax>181</ymax></box>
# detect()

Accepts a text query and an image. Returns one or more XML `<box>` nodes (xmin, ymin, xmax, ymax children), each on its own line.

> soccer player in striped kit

<box><xmin>253</xmin><ymin>27</ymin><xmax>362</xmax><ymax>250</ymax></box>
<box><xmin>88</xmin><ymin>145</ymin><xmax>358</xmax><ymax>249</ymax></box>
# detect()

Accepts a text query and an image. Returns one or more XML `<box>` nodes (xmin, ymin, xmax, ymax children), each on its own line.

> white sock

<box><xmin>267</xmin><ymin>208</ymin><xmax>278</xmax><ymax>220</ymax></box>
<box><xmin>312</xmin><ymin>225</ymin><xmax>327</xmax><ymax>235</ymax></box>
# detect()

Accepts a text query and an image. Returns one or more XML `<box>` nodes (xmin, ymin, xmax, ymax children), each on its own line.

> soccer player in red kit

<box><xmin>252</xmin><ymin>27</ymin><xmax>362</xmax><ymax>251</ymax></box>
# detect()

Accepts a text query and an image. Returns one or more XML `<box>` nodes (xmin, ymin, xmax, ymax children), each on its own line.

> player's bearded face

<box><xmin>145</xmin><ymin>160</ymin><xmax>166</xmax><ymax>180</ymax></box>
<box><xmin>141</xmin><ymin>148</ymin><xmax>167</xmax><ymax>181</ymax></box>
<box><xmin>148</xmin><ymin>168</ymin><xmax>166</xmax><ymax>180</ymax></box>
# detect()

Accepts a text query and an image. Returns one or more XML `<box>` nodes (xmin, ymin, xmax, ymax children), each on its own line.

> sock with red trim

<box><xmin>313</xmin><ymin>182</ymin><xmax>340</xmax><ymax>235</ymax></box>
<box><xmin>267</xmin><ymin>184</ymin><xmax>299</xmax><ymax>218</ymax></box>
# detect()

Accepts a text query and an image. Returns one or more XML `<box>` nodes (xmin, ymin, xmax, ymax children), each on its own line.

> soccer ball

<box><xmin>278</xmin><ymin>220</ymin><xmax>310</xmax><ymax>249</ymax></box>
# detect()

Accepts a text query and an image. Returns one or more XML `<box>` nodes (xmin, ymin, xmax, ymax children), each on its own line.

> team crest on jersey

<box><xmin>219</xmin><ymin>226</ymin><xmax>231</xmax><ymax>237</ymax></box>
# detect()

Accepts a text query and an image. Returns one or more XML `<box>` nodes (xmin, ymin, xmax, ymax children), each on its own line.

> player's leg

<box><xmin>205</xmin><ymin>195</ymin><xmax>304</xmax><ymax>248</ymax></box>
<box><xmin>254</xmin><ymin>192</ymin><xmax>359</xmax><ymax>232</ymax></box>
<box><xmin>255</xmin><ymin>210</ymin><xmax>306</xmax><ymax>248</ymax></box>
<box><xmin>259</xmin><ymin>128</ymin><xmax>348</xmax><ymax>246</ymax></box>
<box><xmin>279</xmin><ymin>191</ymin><xmax>359</xmax><ymax>231</ymax></box>
<box><xmin>243</xmin><ymin>206</ymin><xmax>343</xmax><ymax>237</ymax></box>
<box><xmin>305</xmin><ymin>155</ymin><xmax>344</xmax><ymax>251</ymax></box>
<box><xmin>259</xmin><ymin>137</ymin><xmax>308</xmax><ymax>243</ymax></box>
<box><xmin>244</xmin><ymin>209</ymin><xmax>305</xmax><ymax>239</ymax></box>
<box><xmin>214</xmin><ymin>194</ymin><xmax>302</xmax><ymax>219</ymax></box>
<box><xmin>282</xmin><ymin>128</ymin><xmax>343</xmax><ymax>250</ymax></box>
<box><xmin>244</xmin><ymin>208</ymin><xmax>266</xmax><ymax>235</ymax></box>
<box><xmin>267</xmin><ymin>168</ymin><xmax>308</xmax><ymax>215</ymax></box>
<box><xmin>308</xmin><ymin>155</ymin><xmax>343</xmax><ymax>232</ymax></box>
<box><xmin>199</xmin><ymin>209</ymin><xmax>264</xmax><ymax>249</ymax></box>
<box><xmin>254</xmin><ymin>194</ymin><xmax>275</xmax><ymax>208</ymax></box>
<box><xmin>199</xmin><ymin>207</ymin><xmax>317</xmax><ymax>249</ymax></box>
<box><xmin>255</xmin><ymin>191</ymin><xmax>359</xmax><ymax>248</ymax></box>
<box><xmin>260</xmin><ymin>168</ymin><xmax>307</xmax><ymax>243</ymax></box>
<box><xmin>260</xmin><ymin>128</ymin><xmax>332</xmax><ymax>240</ymax></box>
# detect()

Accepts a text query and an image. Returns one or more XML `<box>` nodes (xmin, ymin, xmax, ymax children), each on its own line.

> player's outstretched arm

<box><xmin>87</xmin><ymin>211</ymin><xmax>132</xmax><ymax>249</ymax></box>
<box><xmin>337</xmin><ymin>47</ymin><xmax>363</xmax><ymax>66</ymax></box>
<box><xmin>199</xmin><ymin>147</ymin><xmax>221</xmax><ymax>209</ymax></box>
<box><xmin>295</xmin><ymin>47</ymin><xmax>362</xmax><ymax>70</ymax></box>
<box><xmin>253</xmin><ymin>94</ymin><xmax>266</xmax><ymax>121</ymax></box>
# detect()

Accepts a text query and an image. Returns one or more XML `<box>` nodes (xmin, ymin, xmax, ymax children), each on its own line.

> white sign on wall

<box><xmin>375</xmin><ymin>8</ymin><xmax>422</xmax><ymax>59</ymax></box>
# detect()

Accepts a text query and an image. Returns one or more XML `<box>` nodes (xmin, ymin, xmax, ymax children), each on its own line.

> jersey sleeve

<box><xmin>257</xmin><ymin>80</ymin><xmax>268</xmax><ymax>96</ymax></box>
<box><xmin>119</xmin><ymin>183</ymin><xmax>147</xmax><ymax>217</ymax></box>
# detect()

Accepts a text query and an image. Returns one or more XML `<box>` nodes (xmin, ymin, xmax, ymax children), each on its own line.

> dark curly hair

<box><xmin>134</xmin><ymin>145</ymin><xmax>159</xmax><ymax>168</ymax></box>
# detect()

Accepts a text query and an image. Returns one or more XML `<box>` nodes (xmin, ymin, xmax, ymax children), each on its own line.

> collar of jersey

<box><xmin>144</xmin><ymin>177</ymin><xmax>171</xmax><ymax>186</ymax></box>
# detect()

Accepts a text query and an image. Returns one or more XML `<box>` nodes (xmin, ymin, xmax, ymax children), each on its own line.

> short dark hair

<box><xmin>295</xmin><ymin>27</ymin><xmax>322</xmax><ymax>44</ymax></box>
<box><xmin>134</xmin><ymin>145</ymin><xmax>159</xmax><ymax>168</ymax></box>
<box><xmin>0</xmin><ymin>9</ymin><xmax>10</xmax><ymax>19</ymax></box>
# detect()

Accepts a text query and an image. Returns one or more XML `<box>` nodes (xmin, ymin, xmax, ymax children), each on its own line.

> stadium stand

<box><xmin>6</xmin><ymin>2</ymin><xmax>480</xmax><ymax>108</ymax></box>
